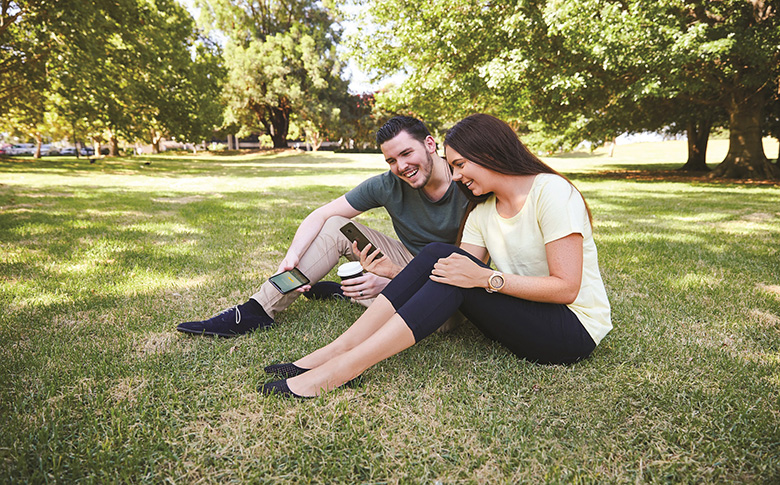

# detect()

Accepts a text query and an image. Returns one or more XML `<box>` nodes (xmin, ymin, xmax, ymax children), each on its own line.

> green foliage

<box><xmin>199</xmin><ymin>0</ymin><xmax>346</xmax><ymax>148</ymax></box>
<box><xmin>1</xmin><ymin>0</ymin><xmax>225</xmax><ymax>154</ymax></box>
<box><xmin>1</xmin><ymin>146</ymin><xmax>779</xmax><ymax>481</ymax></box>
<box><xmin>336</xmin><ymin>93</ymin><xmax>389</xmax><ymax>150</ymax></box>
<box><xmin>0</xmin><ymin>1</ymin><xmax>52</xmax><ymax>115</ymax></box>
<box><xmin>348</xmin><ymin>0</ymin><xmax>780</xmax><ymax>177</ymax></box>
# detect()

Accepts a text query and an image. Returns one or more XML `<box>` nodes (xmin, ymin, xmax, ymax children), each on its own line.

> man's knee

<box><xmin>321</xmin><ymin>215</ymin><xmax>352</xmax><ymax>237</ymax></box>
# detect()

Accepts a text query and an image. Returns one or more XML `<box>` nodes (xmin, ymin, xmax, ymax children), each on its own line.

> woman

<box><xmin>261</xmin><ymin>114</ymin><xmax>611</xmax><ymax>398</ymax></box>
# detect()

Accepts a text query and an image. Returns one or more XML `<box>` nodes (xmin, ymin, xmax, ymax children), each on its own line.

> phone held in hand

<box><xmin>340</xmin><ymin>222</ymin><xmax>384</xmax><ymax>260</ymax></box>
<box><xmin>269</xmin><ymin>268</ymin><xmax>310</xmax><ymax>294</ymax></box>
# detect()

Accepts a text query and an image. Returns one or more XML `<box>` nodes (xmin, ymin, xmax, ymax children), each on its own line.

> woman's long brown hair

<box><xmin>446</xmin><ymin>114</ymin><xmax>592</xmax><ymax>244</ymax></box>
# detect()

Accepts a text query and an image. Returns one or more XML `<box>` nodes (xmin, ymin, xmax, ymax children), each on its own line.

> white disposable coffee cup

<box><xmin>337</xmin><ymin>261</ymin><xmax>364</xmax><ymax>281</ymax></box>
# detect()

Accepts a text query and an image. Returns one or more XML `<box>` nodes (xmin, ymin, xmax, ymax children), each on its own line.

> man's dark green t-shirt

<box><xmin>345</xmin><ymin>171</ymin><xmax>469</xmax><ymax>255</ymax></box>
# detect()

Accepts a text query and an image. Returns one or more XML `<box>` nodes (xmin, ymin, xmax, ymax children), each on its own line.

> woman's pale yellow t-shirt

<box><xmin>461</xmin><ymin>173</ymin><xmax>612</xmax><ymax>344</ymax></box>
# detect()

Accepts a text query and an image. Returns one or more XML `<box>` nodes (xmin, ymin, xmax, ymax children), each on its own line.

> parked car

<box><xmin>60</xmin><ymin>146</ymin><xmax>94</xmax><ymax>156</ymax></box>
<box><xmin>10</xmin><ymin>143</ymin><xmax>35</xmax><ymax>155</ymax></box>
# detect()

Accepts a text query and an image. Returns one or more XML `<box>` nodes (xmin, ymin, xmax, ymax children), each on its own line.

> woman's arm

<box><xmin>459</xmin><ymin>242</ymin><xmax>489</xmax><ymax>263</ymax></box>
<box><xmin>430</xmin><ymin>233</ymin><xmax>584</xmax><ymax>305</ymax></box>
<box><xmin>359</xmin><ymin>242</ymin><xmax>490</xmax><ymax>280</ymax></box>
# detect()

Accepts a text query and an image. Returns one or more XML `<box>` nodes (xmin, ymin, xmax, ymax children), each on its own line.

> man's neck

<box><xmin>421</xmin><ymin>154</ymin><xmax>452</xmax><ymax>202</ymax></box>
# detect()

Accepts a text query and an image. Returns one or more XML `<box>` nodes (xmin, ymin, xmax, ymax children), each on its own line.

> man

<box><xmin>177</xmin><ymin>116</ymin><xmax>468</xmax><ymax>337</ymax></box>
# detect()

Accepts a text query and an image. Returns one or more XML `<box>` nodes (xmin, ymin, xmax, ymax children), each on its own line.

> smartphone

<box><xmin>340</xmin><ymin>222</ymin><xmax>384</xmax><ymax>260</ymax></box>
<box><xmin>269</xmin><ymin>268</ymin><xmax>311</xmax><ymax>294</ymax></box>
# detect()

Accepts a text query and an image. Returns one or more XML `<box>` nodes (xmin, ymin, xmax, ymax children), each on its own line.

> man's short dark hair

<box><xmin>376</xmin><ymin>116</ymin><xmax>431</xmax><ymax>147</ymax></box>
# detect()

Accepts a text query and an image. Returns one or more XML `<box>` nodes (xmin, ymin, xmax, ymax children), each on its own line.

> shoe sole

<box><xmin>176</xmin><ymin>324</ymin><xmax>273</xmax><ymax>338</ymax></box>
<box><xmin>176</xmin><ymin>328</ymin><xmax>239</xmax><ymax>337</ymax></box>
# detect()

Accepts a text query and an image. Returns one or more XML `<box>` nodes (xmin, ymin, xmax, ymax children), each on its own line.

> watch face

<box><xmin>490</xmin><ymin>274</ymin><xmax>504</xmax><ymax>289</ymax></box>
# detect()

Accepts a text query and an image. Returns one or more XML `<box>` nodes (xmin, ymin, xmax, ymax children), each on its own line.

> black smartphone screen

<box><xmin>340</xmin><ymin>222</ymin><xmax>384</xmax><ymax>259</ymax></box>
<box><xmin>269</xmin><ymin>268</ymin><xmax>310</xmax><ymax>294</ymax></box>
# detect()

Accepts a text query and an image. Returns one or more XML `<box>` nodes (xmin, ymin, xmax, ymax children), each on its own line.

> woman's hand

<box><xmin>430</xmin><ymin>253</ymin><xmax>491</xmax><ymax>289</ymax></box>
<box><xmin>353</xmin><ymin>241</ymin><xmax>402</xmax><ymax>279</ymax></box>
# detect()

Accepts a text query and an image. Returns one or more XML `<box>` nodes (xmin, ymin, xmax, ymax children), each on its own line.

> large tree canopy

<box><xmin>349</xmin><ymin>0</ymin><xmax>780</xmax><ymax>179</ymax></box>
<box><xmin>1</xmin><ymin>0</ymin><xmax>224</xmax><ymax>156</ymax></box>
<box><xmin>197</xmin><ymin>0</ymin><xmax>345</xmax><ymax>148</ymax></box>
<box><xmin>0</xmin><ymin>0</ymin><xmax>51</xmax><ymax>115</ymax></box>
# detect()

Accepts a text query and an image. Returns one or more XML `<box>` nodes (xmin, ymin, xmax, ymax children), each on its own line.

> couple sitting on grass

<box><xmin>177</xmin><ymin>114</ymin><xmax>611</xmax><ymax>398</ymax></box>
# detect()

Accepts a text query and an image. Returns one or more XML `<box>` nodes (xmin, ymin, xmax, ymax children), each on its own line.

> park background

<box><xmin>2</xmin><ymin>0</ymin><xmax>780</xmax><ymax>483</ymax></box>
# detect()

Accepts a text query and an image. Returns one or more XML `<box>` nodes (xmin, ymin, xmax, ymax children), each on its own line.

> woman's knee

<box><xmin>418</xmin><ymin>242</ymin><xmax>460</xmax><ymax>259</ymax></box>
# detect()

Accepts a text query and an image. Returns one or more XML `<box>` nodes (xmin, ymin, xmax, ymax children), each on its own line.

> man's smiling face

<box><xmin>380</xmin><ymin>130</ymin><xmax>436</xmax><ymax>189</ymax></box>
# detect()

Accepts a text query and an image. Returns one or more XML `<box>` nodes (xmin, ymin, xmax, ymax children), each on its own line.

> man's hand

<box><xmin>276</xmin><ymin>254</ymin><xmax>311</xmax><ymax>293</ymax></box>
<box><xmin>341</xmin><ymin>272</ymin><xmax>391</xmax><ymax>300</ymax></box>
<box><xmin>430</xmin><ymin>253</ymin><xmax>491</xmax><ymax>289</ymax></box>
<box><xmin>353</xmin><ymin>241</ymin><xmax>402</xmax><ymax>279</ymax></box>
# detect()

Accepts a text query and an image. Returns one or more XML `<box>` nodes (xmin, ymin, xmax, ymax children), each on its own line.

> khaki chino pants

<box><xmin>250</xmin><ymin>215</ymin><xmax>464</xmax><ymax>332</ymax></box>
<box><xmin>251</xmin><ymin>216</ymin><xmax>413</xmax><ymax>317</ymax></box>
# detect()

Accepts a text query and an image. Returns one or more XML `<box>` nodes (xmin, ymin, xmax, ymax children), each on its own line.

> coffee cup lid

<box><xmin>337</xmin><ymin>261</ymin><xmax>363</xmax><ymax>277</ymax></box>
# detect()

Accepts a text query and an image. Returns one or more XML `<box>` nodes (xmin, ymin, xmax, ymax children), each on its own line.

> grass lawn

<box><xmin>1</xmin><ymin>140</ymin><xmax>779</xmax><ymax>483</ymax></box>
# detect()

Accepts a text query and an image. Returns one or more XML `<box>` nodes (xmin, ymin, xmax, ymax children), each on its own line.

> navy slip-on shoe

<box><xmin>303</xmin><ymin>281</ymin><xmax>347</xmax><ymax>301</ymax></box>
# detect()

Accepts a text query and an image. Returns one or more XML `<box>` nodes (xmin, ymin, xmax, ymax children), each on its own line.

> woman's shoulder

<box><xmin>534</xmin><ymin>173</ymin><xmax>570</xmax><ymax>189</ymax></box>
<box><xmin>531</xmin><ymin>173</ymin><xmax>577</xmax><ymax>199</ymax></box>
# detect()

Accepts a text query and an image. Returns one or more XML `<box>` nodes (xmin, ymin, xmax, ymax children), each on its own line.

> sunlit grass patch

<box><xmin>1</xmin><ymin>146</ymin><xmax>779</xmax><ymax>482</ymax></box>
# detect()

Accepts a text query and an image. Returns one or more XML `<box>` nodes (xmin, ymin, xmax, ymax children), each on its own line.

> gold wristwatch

<box><xmin>486</xmin><ymin>271</ymin><xmax>505</xmax><ymax>293</ymax></box>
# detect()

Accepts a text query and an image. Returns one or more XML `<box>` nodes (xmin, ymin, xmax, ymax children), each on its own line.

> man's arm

<box><xmin>277</xmin><ymin>195</ymin><xmax>361</xmax><ymax>273</ymax></box>
<box><xmin>277</xmin><ymin>193</ymin><xmax>398</xmax><ymax>301</ymax></box>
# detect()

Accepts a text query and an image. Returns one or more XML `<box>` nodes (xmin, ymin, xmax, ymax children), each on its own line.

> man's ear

<box><xmin>424</xmin><ymin>135</ymin><xmax>437</xmax><ymax>153</ymax></box>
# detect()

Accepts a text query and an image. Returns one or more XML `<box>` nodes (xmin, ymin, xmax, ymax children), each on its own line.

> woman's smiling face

<box><xmin>444</xmin><ymin>145</ymin><xmax>493</xmax><ymax>196</ymax></box>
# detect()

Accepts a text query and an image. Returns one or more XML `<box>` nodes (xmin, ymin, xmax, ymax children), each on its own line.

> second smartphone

<box><xmin>340</xmin><ymin>222</ymin><xmax>385</xmax><ymax>260</ymax></box>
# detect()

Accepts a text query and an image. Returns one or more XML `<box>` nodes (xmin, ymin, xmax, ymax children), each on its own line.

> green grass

<box><xmin>1</xmin><ymin>143</ymin><xmax>779</xmax><ymax>483</ymax></box>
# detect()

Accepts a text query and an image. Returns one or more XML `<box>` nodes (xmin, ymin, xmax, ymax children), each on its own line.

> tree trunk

<box><xmin>108</xmin><ymin>129</ymin><xmax>119</xmax><ymax>156</ymax></box>
<box><xmin>608</xmin><ymin>137</ymin><xmax>616</xmax><ymax>157</ymax></box>
<box><xmin>678</xmin><ymin>117</ymin><xmax>712</xmax><ymax>171</ymax></box>
<box><xmin>710</xmin><ymin>89</ymin><xmax>780</xmax><ymax>180</ymax></box>
<box><xmin>267</xmin><ymin>101</ymin><xmax>291</xmax><ymax>149</ymax></box>
<box><xmin>150</xmin><ymin>129</ymin><xmax>161</xmax><ymax>154</ymax></box>
<box><xmin>72</xmin><ymin>124</ymin><xmax>80</xmax><ymax>159</ymax></box>
<box><xmin>307</xmin><ymin>129</ymin><xmax>323</xmax><ymax>151</ymax></box>
<box><xmin>33</xmin><ymin>135</ymin><xmax>42</xmax><ymax>159</ymax></box>
<box><xmin>92</xmin><ymin>136</ymin><xmax>101</xmax><ymax>158</ymax></box>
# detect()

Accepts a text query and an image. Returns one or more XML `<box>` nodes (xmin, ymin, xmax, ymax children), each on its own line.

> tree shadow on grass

<box><xmin>0</xmin><ymin>153</ymin><xmax>386</xmax><ymax>179</ymax></box>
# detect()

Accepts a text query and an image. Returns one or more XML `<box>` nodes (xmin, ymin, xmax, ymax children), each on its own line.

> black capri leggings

<box><xmin>381</xmin><ymin>242</ymin><xmax>596</xmax><ymax>365</ymax></box>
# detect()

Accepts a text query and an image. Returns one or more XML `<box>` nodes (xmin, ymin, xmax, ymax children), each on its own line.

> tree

<box><xmin>348</xmin><ymin>0</ymin><xmax>780</xmax><ymax>179</ymax></box>
<box><xmin>197</xmin><ymin>0</ymin><xmax>346</xmax><ymax>148</ymax></box>
<box><xmin>0</xmin><ymin>1</ymin><xmax>50</xmax><ymax>116</ymax></box>
<box><xmin>336</xmin><ymin>93</ymin><xmax>388</xmax><ymax>150</ymax></box>
<box><xmin>567</xmin><ymin>0</ymin><xmax>780</xmax><ymax>179</ymax></box>
<box><xmin>345</xmin><ymin>0</ymin><xmax>523</xmax><ymax>125</ymax></box>
<box><xmin>126</xmin><ymin>0</ymin><xmax>225</xmax><ymax>153</ymax></box>
<box><xmin>2</xmin><ymin>0</ymin><xmax>224</xmax><ymax>156</ymax></box>
<box><xmin>0</xmin><ymin>1</ymin><xmax>79</xmax><ymax>157</ymax></box>
<box><xmin>764</xmin><ymin>94</ymin><xmax>780</xmax><ymax>161</ymax></box>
